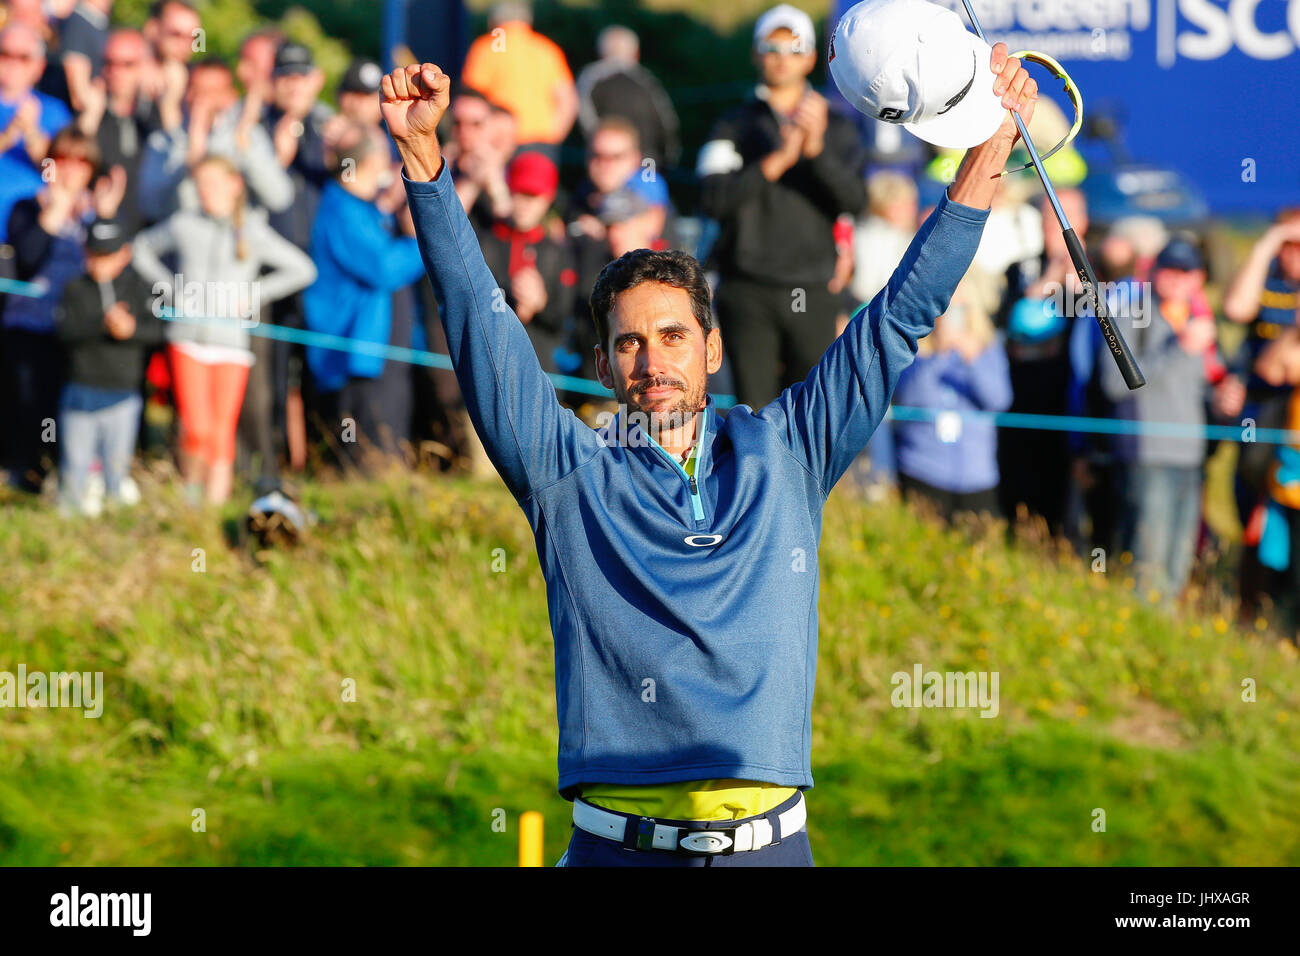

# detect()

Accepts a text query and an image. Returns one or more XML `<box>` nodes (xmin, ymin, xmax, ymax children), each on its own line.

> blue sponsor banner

<box><xmin>833</xmin><ymin>0</ymin><xmax>1299</xmax><ymax>215</ymax></box>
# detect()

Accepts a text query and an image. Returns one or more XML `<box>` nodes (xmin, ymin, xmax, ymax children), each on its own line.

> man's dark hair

<box><xmin>591</xmin><ymin>115</ymin><xmax>641</xmax><ymax>154</ymax></box>
<box><xmin>191</xmin><ymin>55</ymin><xmax>231</xmax><ymax>75</ymax></box>
<box><xmin>150</xmin><ymin>0</ymin><xmax>198</xmax><ymax>18</ymax></box>
<box><xmin>47</xmin><ymin>126</ymin><xmax>102</xmax><ymax>176</ymax></box>
<box><xmin>240</xmin><ymin>27</ymin><xmax>285</xmax><ymax>54</ymax></box>
<box><xmin>589</xmin><ymin>249</ymin><xmax>713</xmax><ymax>350</ymax></box>
<box><xmin>453</xmin><ymin>85</ymin><xmax>491</xmax><ymax>106</ymax></box>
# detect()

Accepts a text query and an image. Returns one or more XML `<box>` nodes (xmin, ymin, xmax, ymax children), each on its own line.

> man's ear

<box><xmin>595</xmin><ymin>344</ymin><xmax>613</xmax><ymax>389</ymax></box>
<box><xmin>705</xmin><ymin>327</ymin><xmax>723</xmax><ymax>375</ymax></box>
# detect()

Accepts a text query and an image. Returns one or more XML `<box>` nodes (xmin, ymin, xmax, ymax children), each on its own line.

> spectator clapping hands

<box><xmin>93</xmin><ymin>164</ymin><xmax>128</xmax><ymax>219</ymax></box>
<box><xmin>511</xmin><ymin>263</ymin><xmax>548</xmax><ymax>324</ymax></box>
<box><xmin>155</xmin><ymin>56</ymin><xmax>189</xmax><ymax>132</ymax></box>
<box><xmin>790</xmin><ymin>89</ymin><xmax>827</xmax><ymax>160</ymax></box>
<box><xmin>1</xmin><ymin>94</ymin><xmax>44</xmax><ymax>160</ymax></box>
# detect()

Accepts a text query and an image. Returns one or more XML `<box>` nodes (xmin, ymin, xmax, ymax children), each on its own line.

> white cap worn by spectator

<box><xmin>829</xmin><ymin>0</ymin><xmax>1006</xmax><ymax>149</ymax></box>
<box><xmin>753</xmin><ymin>4</ymin><xmax>817</xmax><ymax>52</ymax></box>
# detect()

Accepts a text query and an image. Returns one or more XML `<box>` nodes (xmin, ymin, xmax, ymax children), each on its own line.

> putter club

<box><xmin>957</xmin><ymin>0</ymin><xmax>1146</xmax><ymax>390</ymax></box>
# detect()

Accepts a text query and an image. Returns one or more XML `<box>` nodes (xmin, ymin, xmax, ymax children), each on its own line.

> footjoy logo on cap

<box><xmin>829</xmin><ymin>0</ymin><xmax>1006</xmax><ymax>149</ymax></box>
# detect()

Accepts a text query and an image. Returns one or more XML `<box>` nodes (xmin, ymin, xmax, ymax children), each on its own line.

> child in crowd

<box><xmin>133</xmin><ymin>154</ymin><xmax>315</xmax><ymax>505</ymax></box>
<box><xmin>4</xmin><ymin>127</ymin><xmax>123</xmax><ymax>492</ymax></box>
<box><xmin>476</xmin><ymin>151</ymin><xmax>575</xmax><ymax>375</ymax></box>
<box><xmin>56</xmin><ymin>217</ymin><xmax>165</xmax><ymax>515</ymax></box>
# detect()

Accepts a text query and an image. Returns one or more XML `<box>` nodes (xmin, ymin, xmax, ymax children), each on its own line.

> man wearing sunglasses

<box><xmin>697</xmin><ymin>4</ymin><xmax>868</xmax><ymax>411</ymax></box>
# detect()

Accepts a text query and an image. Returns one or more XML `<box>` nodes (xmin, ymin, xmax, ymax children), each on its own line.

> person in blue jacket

<box><xmin>893</xmin><ymin>277</ymin><xmax>1012</xmax><ymax>521</ymax></box>
<box><xmin>379</xmin><ymin>48</ymin><xmax>1038</xmax><ymax>867</ymax></box>
<box><xmin>0</xmin><ymin>23</ymin><xmax>73</xmax><ymax>243</ymax></box>
<box><xmin>303</xmin><ymin>121</ymin><xmax>426</xmax><ymax>468</ymax></box>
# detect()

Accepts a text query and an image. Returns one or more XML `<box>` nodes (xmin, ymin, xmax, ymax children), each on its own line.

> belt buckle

<box><xmin>677</xmin><ymin>827</ymin><xmax>737</xmax><ymax>856</ymax></box>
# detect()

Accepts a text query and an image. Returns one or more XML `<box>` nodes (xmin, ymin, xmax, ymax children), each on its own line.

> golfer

<box><xmin>380</xmin><ymin>32</ymin><xmax>1037</xmax><ymax>866</ymax></box>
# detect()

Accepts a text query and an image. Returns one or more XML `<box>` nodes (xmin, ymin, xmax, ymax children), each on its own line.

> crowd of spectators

<box><xmin>0</xmin><ymin>1</ymin><xmax>1297</xmax><ymax>637</ymax></box>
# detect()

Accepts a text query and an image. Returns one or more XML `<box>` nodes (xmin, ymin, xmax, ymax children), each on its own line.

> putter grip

<box><xmin>1063</xmin><ymin>228</ymin><xmax>1146</xmax><ymax>390</ymax></box>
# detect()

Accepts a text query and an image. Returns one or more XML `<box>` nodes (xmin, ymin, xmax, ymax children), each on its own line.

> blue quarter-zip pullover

<box><xmin>404</xmin><ymin>162</ymin><xmax>988</xmax><ymax>798</ymax></box>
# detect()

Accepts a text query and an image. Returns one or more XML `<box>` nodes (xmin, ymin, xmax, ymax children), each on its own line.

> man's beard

<box><xmin>618</xmin><ymin>374</ymin><xmax>709</xmax><ymax>440</ymax></box>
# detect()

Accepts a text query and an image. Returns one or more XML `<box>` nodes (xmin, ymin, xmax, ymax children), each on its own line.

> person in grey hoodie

<box><xmin>1101</xmin><ymin>239</ymin><xmax>1218</xmax><ymax>603</ymax></box>
<box><xmin>132</xmin><ymin>153</ymin><xmax>315</xmax><ymax>505</ymax></box>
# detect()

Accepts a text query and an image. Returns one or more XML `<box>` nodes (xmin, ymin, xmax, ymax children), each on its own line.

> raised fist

<box><xmin>380</xmin><ymin>64</ymin><xmax>451</xmax><ymax>145</ymax></box>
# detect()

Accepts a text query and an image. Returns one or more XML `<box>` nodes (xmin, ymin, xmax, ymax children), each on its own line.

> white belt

<box><xmin>572</xmin><ymin>792</ymin><xmax>806</xmax><ymax>854</ymax></box>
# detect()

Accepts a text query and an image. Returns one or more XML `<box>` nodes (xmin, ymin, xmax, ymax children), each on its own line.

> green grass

<box><xmin>1</xmin><ymin>466</ymin><xmax>1297</xmax><ymax>866</ymax></box>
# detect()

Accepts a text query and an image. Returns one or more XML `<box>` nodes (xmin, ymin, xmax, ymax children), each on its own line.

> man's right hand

<box><xmin>381</xmin><ymin>63</ymin><xmax>451</xmax><ymax>182</ymax></box>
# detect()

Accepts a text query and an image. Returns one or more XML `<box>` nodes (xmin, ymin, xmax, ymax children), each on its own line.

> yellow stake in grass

<box><xmin>519</xmin><ymin>811</ymin><xmax>544</xmax><ymax>867</ymax></box>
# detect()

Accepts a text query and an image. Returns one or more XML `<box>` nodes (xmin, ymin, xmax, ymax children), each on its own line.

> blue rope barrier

<box><xmin>1</xmin><ymin>274</ymin><xmax>621</xmax><ymax>401</ymax></box>
<box><xmin>884</xmin><ymin>405</ymin><xmax>1300</xmax><ymax>447</ymax></box>
<box><xmin>156</xmin><ymin>309</ymin><xmax>618</xmax><ymax>400</ymax></box>
<box><xmin>0</xmin><ymin>276</ymin><xmax>46</xmax><ymax>296</ymax></box>
<box><xmin>4</xmin><ymin>274</ymin><xmax>1298</xmax><ymax>445</ymax></box>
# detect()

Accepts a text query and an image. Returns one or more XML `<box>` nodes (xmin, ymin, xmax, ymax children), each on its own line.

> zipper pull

<box><xmin>689</xmin><ymin>475</ymin><xmax>699</xmax><ymax>496</ymax></box>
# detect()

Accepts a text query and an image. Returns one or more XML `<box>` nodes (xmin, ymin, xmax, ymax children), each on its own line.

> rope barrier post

<box><xmin>519</xmin><ymin>811</ymin><xmax>543</xmax><ymax>867</ymax></box>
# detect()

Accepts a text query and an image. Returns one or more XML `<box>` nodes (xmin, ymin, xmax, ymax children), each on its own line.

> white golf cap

<box><xmin>753</xmin><ymin>4</ymin><xmax>817</xmax><ymax>53</ymax></box>
<box><xmin>828</xmin><ymin>0</ymin><xmax>1006</xmax><ymax>149</ymax></box>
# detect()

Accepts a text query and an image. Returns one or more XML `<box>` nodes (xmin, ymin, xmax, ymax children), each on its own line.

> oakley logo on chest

<box><xmin>683</xmin><ymin>534</ymin><xmax>724</xmax><ymax>548</ymax></box>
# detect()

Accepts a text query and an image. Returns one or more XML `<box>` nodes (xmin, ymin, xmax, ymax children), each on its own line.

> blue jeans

<box><xmin>557</xmin><ymin>793</ymin><xmax>814</xmax><ymax>867</ymax></box>
<box><xmin>58</xmin><ymin>382</ymin><xmax>142</xmax><ymax>505</ymax></box>
<box><xmin>1129</xmin><ymin>463</ymin><xmax>1203</xmax><ymax>601</ymax></box>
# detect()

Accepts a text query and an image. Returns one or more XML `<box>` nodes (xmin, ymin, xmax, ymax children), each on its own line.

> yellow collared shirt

<box><xmin>580</xmin><ymin>780</ymin><xmax>800</xmax><ymax>822</ymax></box>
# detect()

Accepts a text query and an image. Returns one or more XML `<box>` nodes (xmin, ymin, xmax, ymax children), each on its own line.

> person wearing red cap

<box><xmin>475</xmin><ymin>151</ymin><xmax>576</xmax><ymax>379</ymax></box>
